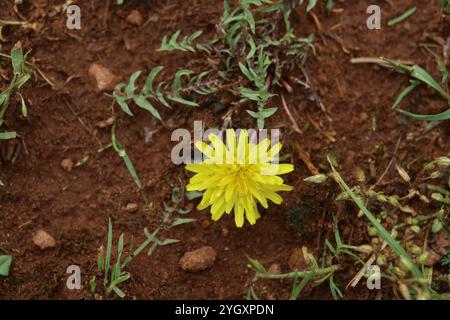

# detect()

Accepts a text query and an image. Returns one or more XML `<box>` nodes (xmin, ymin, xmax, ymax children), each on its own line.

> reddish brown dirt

<box><xmin>0</xmin><ymin>0</ymin><xmax>448</xmax><ymax>299</ymax></box>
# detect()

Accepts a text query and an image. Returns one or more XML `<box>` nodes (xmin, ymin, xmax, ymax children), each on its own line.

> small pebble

<box><xmin>33</xmin><ymin>230</ymin><xmax>56</xmax><ymax>250</ymax></box>
<box><xmin>179</xmin><ymin>246</ymin><xmax>216</xmax><ymax>272</ymax></box>
<box><xmin>124</xmin><ymin>203</ymin><xmax>138</xmax><ymax>213</ymax></box>
<box><xmin>61</xmin><ymin>158</ymin><xmax>73</xmax><ymax>172</ymax></box>
<box><xmin>126</xmin><ymin>10</ymin><xmax>143</xmax><ymax>26</ymax></box>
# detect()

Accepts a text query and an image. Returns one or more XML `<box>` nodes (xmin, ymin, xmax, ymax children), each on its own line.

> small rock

<box><xmin>124</xmin><ymin>203</ymin><xmax>138</xmax><ymax>213</ymax></box>
<box><xmin>61</xmin><ymin>158</ymin><xmax>73</xmax><ymax>172</ymax></box>
<box><xmin>267</xmin><ymin>263</ymin><xmax>281</xmax><ymax>275</ymax></box>
<box><xmin>179</xmin><ymin>246</ymin><xmax>216</xmax><ymax>272</ymax></box>
<box><xmin>33</xmin><ymin>230</ymin><xmax>56</xmax><ymax>249</ymax></box>
<box><xmin>88</xmin><ymin>63</ymin><xmax>117</xmax><ymax>92</ymax></box>
<box><xmin>126</xmin><ymin>10</ymin><xmax>143</xmax><ymax>26</ymax></box>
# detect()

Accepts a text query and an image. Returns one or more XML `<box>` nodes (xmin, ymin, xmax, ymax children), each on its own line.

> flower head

<box><xmin>186</xmin><ymin>129</ymin><xmax>294</xmax><ymax>228</ymax></box>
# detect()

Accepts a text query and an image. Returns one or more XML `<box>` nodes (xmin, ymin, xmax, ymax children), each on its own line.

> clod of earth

<box><xmin>32</xmin><ymin>230</ymin><xmax>56</xmax><ymax>250</ymax></box>
<box><xmin>179</xmin><ymin>246</ymin><xmax>216</xmax><ymax>272</ymax></box>
<box><xmin>88</xmin><ymin>63</ymin><xmax>118</xmax><ymax>92</ymax></box>
<box><xmin>124</xmin><ymin>203</ymin><xmax>139</xmax><ymax>213</ymax></box>
<box><xmin>60</xmin><ymin>158</ymin><xmax>73</xmax><ymax>172</ymax></box>
<box><xmin>126</xmin><ymin>10</ymin><xmax>143</xmax><ymax>26</ymax></box>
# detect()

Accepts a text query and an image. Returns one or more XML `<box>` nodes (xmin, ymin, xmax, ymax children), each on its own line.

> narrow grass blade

<box><xmin>290</xmin><ymin>271</ymin><xmax>315</xmax><ymax>300</ymax></box>
<box><xmin>398</xmin><ymin>108</ymin><xmax>450</xmax><ymax>121</ymax></box>
<box><xmin>104</xmin><ymin>218</ymin><xmax>113</xmax><ymax>284</ymax></box>
<box><xmin>111</xmin><ymin>125</ymin><xmax>144</xmax><ymax>191</ymax></box>
<box><xmin>410</xmin><ymin>66</ymin><xmax>450</xmax><ymax>100</ymax></box>
<box><xmin>0</xmin><ymin>131</ymin><xmax>17</xmax><ymax>140</ymax></box>
<box><xmin>388</xmin><ymin>7</ymin><xmax>417</xmax><ymax>26</ymax></box>
<box><xmin>392</xmin><ymin>80</ymin><xmax>420</xmax><ymax>110</ymax></box>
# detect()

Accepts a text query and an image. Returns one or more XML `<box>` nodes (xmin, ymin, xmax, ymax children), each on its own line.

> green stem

<box><xmin>256</xmin><ymin>265</ymin><xmax>338</xmax><ymax>280</ymax></box>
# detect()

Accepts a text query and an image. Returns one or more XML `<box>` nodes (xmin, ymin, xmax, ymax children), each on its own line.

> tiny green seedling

<box><xmin>95</xmin><ymin>186</ymin><xmax>196</xmax><ymax>298</ymax></box>
<box><xmin>111</xmin><ymin>124</ymin><xmax>148</xmax><ymax>204</ymax></box>
<box><xmin>0</xmin><ymin>255</ymin><xmax>12</xmax><ymax>277</ymax></box>
<box><xmin>0</xmin><ymin>45</ymin><xmax>33</xmax><ymax>138</ymax></box>
<box><xmin>96</xmin><ymin>218</ymin><xmax>156</xmax><ymax>298</ymax></box>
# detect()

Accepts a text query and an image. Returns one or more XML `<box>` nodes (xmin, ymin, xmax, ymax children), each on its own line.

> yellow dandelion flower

<box><xmin>186</xmin><ymin>129</ymin><xmax>294</xmax><ymax>228</ymax></box>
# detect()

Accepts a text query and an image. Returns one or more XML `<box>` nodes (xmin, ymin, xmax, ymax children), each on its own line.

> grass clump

<box><xmin>114</xmin><ymin>0</ymin><xmax>315</xmax><ymax>128</ymax></box>
<box><xmin>92</xmin><ymin>186</ymin><xmax>195</xmax><ymax>298</ymax></box>
<box><xmin>0</xmin><ymin>45</ymin><xmax>32</xmax><ymax>140</ymax></box>
<box><xmin>381</xmin><ymin>57</ymin><xmax>450</xmax><ymax>121</ymax></box>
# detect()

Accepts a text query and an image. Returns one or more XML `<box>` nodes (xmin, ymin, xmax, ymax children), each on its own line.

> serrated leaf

<box><xmin>172</xmin><ymin>69</ymin><xmax>194</xmax><ymax>92</ymax></box>
<box><xmin>246</xmin><ymin>109</ymin><xmax>260</xmax><ymax>119</ymax></box>
<box><xmin>240</xmin><ymin>87</ymin><xmax>260</xmax><ymax>101</ymax></box>
<box><xmin>171</xmin><ymin>218</ymin><xmax>196</xmax><ymax>227</ymax></box>
<box><xmin>125</xmin><ymin>71</ymin><xmax>142</xmax><ymax>96</ymax></box>
<box><xmin>169</xmin><ymin>30</ymin><xmax>181</xmax><ymax>46</ymax></box>
<box><xmin>261</xmin><ymin>107</ymin><xmax>277</xmax><ymax>118</ymax></box>
<box><xmin>188</xmin><ymin>30</ymin><xmax>203</xmax><ymax>43</ymax></box>
<box><xmin>169</xmin><ymin>95</ymin><xmax>199</xmax><ymax>107</ymax></box>
<box><xmin>114</xmin><ymin>91</ymin><xmax>134</xmax><ymax>116</ymax></box>
<box><xmin>239</xmin><ymin>63</ymin><xmax>256</xmax><ymax>82</ymax></box>
<box><xmin>133</xmin><ymin>95</ymin><xmax>161</xmax><ymax>120</ymax></box>
<box><xmin>142</xmin><ymin>66</ymin><xmax>163</xmax><ymax>95</ymax></box>
<box><xmin>158</xmin><ymin>35</ymin><xmax>168</xmax><ymax>50</ymax></box>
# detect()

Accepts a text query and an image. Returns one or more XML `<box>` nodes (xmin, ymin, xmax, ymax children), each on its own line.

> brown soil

<box><xmin>0</xmin><ymin>0</ymin><xmax>448</xmax><ymax>300</ymax></box>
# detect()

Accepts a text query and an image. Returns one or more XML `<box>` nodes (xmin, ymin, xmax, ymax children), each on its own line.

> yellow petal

<box><xmin>237</xmin><ymin>129</ymin><xmax>248</xmax><ymax>164</ymax></box>
<box><xmin>234</xmin><ymin>201</ymin><xmax>245</xmax><ymax>228</ymax></box>
<box><xmin>195</xmin><ymin>141</ymin><xmax>214</xmax><ymax>159</ymax></box>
